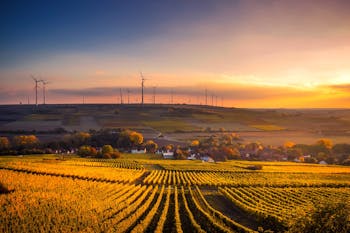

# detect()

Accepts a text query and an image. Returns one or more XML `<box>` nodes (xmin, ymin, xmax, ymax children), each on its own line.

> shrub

<box><xmin>103</xmin><ymin>153</ymin><xmax>112</xmax><ymax>159</ymax></box>
<box><xmin>288</xmin><ymin>201</ymin><xmax>350</xmax><ymax>233</ymax></box>
<box><xmin>111</xmin><ymin>150</ymin><xmax>121</xmax><ymax>159</ymax></box>
<box><xmin>77</xmin><ymin>145</ymin><xmax>97</xmax><ymax>157</ymax></box>
<box><xmin>102</xmin><ymin>145</ymin><xmax>114</xmax><ymax>155</ymax></box>
<box><xmin>246</xmin><ymin>165</ymin><xmax>263</xmax><ymax>170</ymax></box>
<box><xmin>0</xmin><ymin>183</ymin><xmax>11</xmax><ymax>194</ymax></box>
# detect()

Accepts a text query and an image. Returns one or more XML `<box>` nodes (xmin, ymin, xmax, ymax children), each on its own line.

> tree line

<box><xmin>0</xmin><ymin>129</ymin><xmax>349</xmax><ymax>165</ymax></box>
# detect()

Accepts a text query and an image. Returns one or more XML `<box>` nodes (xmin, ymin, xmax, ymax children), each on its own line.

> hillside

<box><xmin>0</xmin><ymin>104</ymin><xmax>350</xmax><ymax>146</ymax></box>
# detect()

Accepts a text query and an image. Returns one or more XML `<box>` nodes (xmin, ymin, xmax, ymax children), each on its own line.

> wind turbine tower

<box><xmin>120</xmin><ymin>88</ymin><xmax>123</xmax><ymax>104</ymax></box>
<box><xmin>170</xmin><ymin>88</ymin><xmax>174</xmax><ymax>104</ymax></box>
<box><xmin>205</xmin><ymin>89</ymin><xmax>208</xmax><ymax>105</ymax></box>
<box><xmin>152</xmin><ymin>86</ymin><xmax>156</xmax><ymax>104</ymax></box>
<box><xmin>127</xmin><ymin>89</ymin><xmax>131</xmax><ymax>104</ymax></box>
<box><xmin>140</xmin><ymin>72</ymin><xmax>146</xmax><ymax>105</ymax></box>
<box><xmin>41</xmin><ymin>80</ymin><xmax>49</xmax><ymax>105</ymax></box>
<box><xmin>31</xmin><ymin>75</ymin><xmax>42</xmax><ymax>106</ymax></box>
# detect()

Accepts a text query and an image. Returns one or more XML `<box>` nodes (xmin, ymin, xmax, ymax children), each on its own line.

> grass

<box><xmin>142</xmin><ymin>119</ymin><xmax>199</xmax><ymax>132</ymax></box>
<box><xmin>192</xmin><ymin>113</ymin><xmax>223</xmax><ymax>122</ymax></box>
<box><xmin>24</xmin><ymin>114</ymin><xmax>62</xmax><ymax>121</ymax></box>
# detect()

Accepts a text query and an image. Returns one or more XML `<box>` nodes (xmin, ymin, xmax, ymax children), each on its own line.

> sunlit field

<box><xmin>1</xmin><ymin>155</ymin><xmax>349</xmax><ymax>232</ymax></box>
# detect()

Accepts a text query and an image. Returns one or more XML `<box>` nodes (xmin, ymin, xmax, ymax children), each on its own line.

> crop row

<box><xmin>67</xmin><ymin>158</ymin><xmax>144</xmax><ymax>170</ymax></box>
<box><xmin>219</xmin><ymin>186</ymin><xmax>350</xmax><ymax>229</ymax></box>
<box><xmin>0</xmin><ymin>161</ymin><xmax>145</xmax><ymax>183</ymax></box>
<box><xmin>142</xmin><ymin>169</ymin><xmax>350</xmax><ymax>187</ymax></box>
<box><xmin>1</xmin><ymin>169</ymin><xmax>255</xmax><ymax>233</ymax></box>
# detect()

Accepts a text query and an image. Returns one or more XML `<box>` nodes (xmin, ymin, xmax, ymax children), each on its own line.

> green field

<box><xmin>1</xmin><ymin>155</ymin><xmax>349</xmax><ymax>232</ymax></box>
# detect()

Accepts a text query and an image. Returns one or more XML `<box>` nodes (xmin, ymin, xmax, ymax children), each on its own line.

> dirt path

<box><xmin>200</xmin><ymin>188</ymin><xmax>261</xmax><ymax>231</ymax></box>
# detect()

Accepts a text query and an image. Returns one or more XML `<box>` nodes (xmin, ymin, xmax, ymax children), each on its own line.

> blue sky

<box><xmin>1</xmin><ymin>0</ymin><xmax>221</xmax><ymax>67</ymax></box>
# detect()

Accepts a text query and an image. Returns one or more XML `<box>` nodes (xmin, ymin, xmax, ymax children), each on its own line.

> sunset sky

<box><xmin>1</xmin><ymin>0</ymin><xmax>350</xmax><ymax>107</ymax></box>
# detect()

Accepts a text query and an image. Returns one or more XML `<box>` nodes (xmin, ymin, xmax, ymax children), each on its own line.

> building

<box><xmin>201</xmin><ymin>156</ymin><xmax>214</xmax><ymax>163</ymax></box>
<box><xmin>131</xmin><ymin>148</ymin><xmax>146</xmax><ymax>154</ymax></box>
<box><xmin>163</xmin><ymin>151</ymin><xmax>174</xmax><ymax>159</ymax></box>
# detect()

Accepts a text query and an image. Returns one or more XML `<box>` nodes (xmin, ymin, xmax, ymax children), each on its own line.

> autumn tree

<box><xmin>145</xmin><ymin>140</ymin><xmax>158</xmax><ymax>153</ymax></box>
<box><xmin>0</xmin><ymin>137</ymin><xmax>10</xmax><ymax>151</ymax></box>
<box><xmin>101</xmin><ymin>144</ymin><xmax>120</xmax><ymax>159</ymax></box>
<box><xmin>189</xmin><ymin>140</ymin><xmax>200</xmax><ymax>153</ymax></box>
<box><xmin>283</xmin><ymin>141</ymin><xmax>295</xmax><ymax>149</ymax></box>
<box><xmin>117</xmin><ymin>130</ymin><xmax>144</xmax><ymax>148</ymax></box>
<box><xmin>317</xmin><ymin>138</ymin><xmax>333</xmax><ymax>150</ymax></box>
<box><xmin>13</xmin><ymin>135</ymin><xmax>39</xmax><ymax>150</ymax></box>
<box><xmin>102</xmin><ymin>145</ymin><xmax>114</xmax><ymax>155</ymax></box>
<box><xmin>166</xmin><ymin>144</ymin><xmax>174</xmax><ymax>151</ymax></box>
<box><xmin>129</xmin><ymin>131</ymin><xmax>143</xmax><ymax>146</ymax></box>
<box><xmin>63</xmin><ymin>132</ymin><xmax>91</xmax><ymax>148</ymax></box>
<box><xmin>222</xmin><ymin>146</ymin><xmax>241</xmax><ymax>160</ymax></box>
<box><xmin>77</xmin><ymin>145</ymin><xmax>97</xmax><ymax>157</ymax></box>
<box><xmin>190</xmin><ymin>140</ymin><xmax>200</xmax><ymax>147</ymax></box>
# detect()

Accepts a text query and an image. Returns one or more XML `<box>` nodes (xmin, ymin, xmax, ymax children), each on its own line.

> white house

<box><xmin>163</xmin><ymin>151</ymin><xmax>174</xmax><ymax>159</ymax></box>
<box><xmin>131</xmin><ymin>148</ymin><xmax>146</xmax><ymax>154</ymax></box>
<box><xmin>187</xmin><ymin>154</ymin><xmax>197</xmax><ymax>160</ymax></box>
<box><xmin>201</xmin><ymin>156</ymin><xmax>214</xmax><ymax>163</ymax></box>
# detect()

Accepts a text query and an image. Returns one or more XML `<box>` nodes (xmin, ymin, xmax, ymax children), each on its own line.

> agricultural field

<box><xmin>1</xmin><ymin>155</ymin><xmax>349</xmax><ymax>232</ymax></box>
<box><xmin>1</xmin><ymin>104</ymin><xmax>350</xmax><ymax>146</ymax></box>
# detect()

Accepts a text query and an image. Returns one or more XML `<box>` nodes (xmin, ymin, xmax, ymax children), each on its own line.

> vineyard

<box><xmin>1</xmin><ymin>155</ymin><xmax>350</xmax><ymax>232</ymax></box>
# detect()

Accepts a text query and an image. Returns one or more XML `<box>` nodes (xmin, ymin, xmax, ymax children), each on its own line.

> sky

<box><xmin>1</xmin><ymin>0</ymin><xmax>350</xmax><ymax>108</ymax></box>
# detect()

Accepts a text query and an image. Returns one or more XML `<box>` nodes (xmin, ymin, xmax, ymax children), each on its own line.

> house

<box><xmin>201</xmin><ymin>156</ymin><xmax>214</xmax><ymax>163</ymax></box>
<box><xmin>163</xmin><ymin>151</ymin><xmax>174</xmax><ymax>159</ymax></box>
<box><xmin>187</xmin><ymin>154</ymin><xmax>197</xmax><ymax>160</ymax></box>
<box><xmin>131</xmin><ymin>148</ymin><xmax>146</xmax><ymax>154</ymax></box>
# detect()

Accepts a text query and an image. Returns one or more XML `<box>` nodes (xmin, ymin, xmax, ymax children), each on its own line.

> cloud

<box><xmin>49</xmin><ymin>83</ymin><xmax>315</xmax><ymax>101</ymax></box>
<box><xmin>327</xmin><ymin>83</ymin><xmax>350</xmax><ymax>91</ymax></box>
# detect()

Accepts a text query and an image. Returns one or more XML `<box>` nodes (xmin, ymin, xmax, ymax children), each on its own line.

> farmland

<box><xmin>1</xmin><ymin>155</ymin><xmax>349</xmax><ymax>232</ymax></box>
<box><xmin>1</xmin><ymin>104</ymin><xmax>350</xmax><ymax>146</ymax></box>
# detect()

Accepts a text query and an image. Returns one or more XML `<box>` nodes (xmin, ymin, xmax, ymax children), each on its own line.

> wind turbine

<box><xmin>140</xmin><ymin>72</ymin><xmax>148</xmax><ymax>105</ymax></box>
<box><xmin>170</xmin><ymin>88</ymin><xmax>174</xmax><ymax>104</ymax></box>
<box><xmin>119</xmin><ymin>88</ymin><xmax>123</xmax><ymax>104</ymax></box>
<box><xmin>152</xmin><ymin>86</ymin><xmax>157</xmax><ymax>104</ymax></box>
<box><xmin>31</xmin><ymin>75</ymin><xmax>42</xmax><ymax>106</ymax></box>
<box><xmin>205</xmin><ymin>89</ymin><xmax>208</xmax><ymax>105</ymax></box>
<box><xmin>41</xmin><ymin>80</ymin><xmax>50</xmax><ymax>105</ymax></box>
<box><xmin>127</xmin><ymin>89</ymin><xmax>131</xmax><ymax>104</ymax></box>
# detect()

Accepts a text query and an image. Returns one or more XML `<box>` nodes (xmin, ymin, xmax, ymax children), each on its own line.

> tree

<box><xmin>63</xmin><ymin>132</ymin><xmax>91</xmax><ymax>148</ymax></box>
<box><xmin>111</xmin><ymin>149</ymin><xmax>121</xmax><ymax>159</ymax></box>
<box><xmin>174</xmin><ymin>147</ymin><xmax>187</xmax><ymax>159</ymax></box>
<box><xmin>0</xmin><ymin>137</ymin><xmax>10</xmax><ymax>151</ymax></box>
<box><xmin>190</xmin><ymin>140</ymin><xmax>200</xmax><ymax>147</ymax></box>
<box><xmin>13</xmin><ymin>135</ymin><xmax>39</xmax><ymax>150</ymax></box>
<box><xmin>102</xmin><ymin>145</ymin><xmax>114</xmax><ymax>155</ymax></box>
<box><xmin>284</xmin><ymin>141</ymin><xmax>295</xmax><ymax>149</ymax></box>
<box><xmin>166</xmin><ymin>144</ymin><xmax>174</xmax><ymax>151</ymax></box>
<box><xmin>288</xmin><ymin>201</ymin><xmax>350</xmax><ymax>233</ymax></box>
<box><xmin>286</xmin><ymin>148</ymin><xmax>302</xmax><ymax>161</ymax></box>
<box><xmin>77</xmin><ymin>145</ymin><xmax>97</xmax><ymax>157</ymax></box>
<box><xmin>145</xmin><ymin>140</ymin><xmax>158</xmax><ymax>153</ymax></box>
<box><xmin>117</xmin><ymin>130</ymin><xmax>144</xmax><ymax>148</ymax></box>
<box><xmin>222</xmin><ymin>146</ymin><xmax>241</xmax><ymax>160</ymax></box>
<box><xmin>129</xmin><ymin>131</ymin><xmax>143</xmax><ymax>146</ymax></box>
<box><xmin>317</xmin><ymin>138</ymin><xmax>333</xmax><ymax>150</ymax></box>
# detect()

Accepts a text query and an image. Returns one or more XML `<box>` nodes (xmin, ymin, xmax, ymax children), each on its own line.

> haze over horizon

<box><xmin>1</xmin><ymin>0</ymin><xmax>350</xmax><ymax>108</ymax></box>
